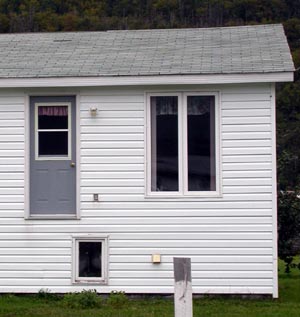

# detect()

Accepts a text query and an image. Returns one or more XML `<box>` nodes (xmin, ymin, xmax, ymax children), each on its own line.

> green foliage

<box><xmin>107</xmin><ymin>290</ymin><xmax>129</xmax><ymax>308</ymax></box>
<box><xmin>62</xmin><ymin>289</ymin><xmax>103</xmax><ymax>309</ymax></box>
<box><xmin>37</xmin><ymin>288</ymin><xmax>60</xmax><ymax>301</ymax></box>
<box><xmin>277</xmin><ymin>82</ymin><xmax>300</xmax><ymax>190</ymax></box>
<box><xmin>278</xmin><ymin>191</ymin><xmax>300</xmax><ymax>272</ymax></box>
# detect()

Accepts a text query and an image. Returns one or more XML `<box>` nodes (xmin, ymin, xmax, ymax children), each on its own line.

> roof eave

<box><xmin>0</xmin><ymin>72</ymin><xmax>294</xmax><ymax>88</ymax></box>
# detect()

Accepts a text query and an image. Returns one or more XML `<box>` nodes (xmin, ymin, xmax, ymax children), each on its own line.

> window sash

<box><xmin>35</xmin><ymin>103</ymin><xmax>72</xmax><ymax>160</ymax></box>
<box><xmin>146</xmin><ymin>92</ymin><xmax>219</xmax><ymax>197</ymax></box>
<box><xmin>73</xmin><ymin>237</ymin><xmax>108</xmax><ymax>284</ymax></box>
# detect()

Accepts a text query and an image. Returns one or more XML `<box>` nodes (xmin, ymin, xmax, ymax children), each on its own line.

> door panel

<box><xmin>30</xmin><ymin>96</ymin><xmax>76</xmax><ymax>216</ymax></box>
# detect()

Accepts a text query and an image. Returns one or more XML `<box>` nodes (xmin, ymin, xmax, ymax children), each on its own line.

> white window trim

<box><xmin>72</xmin><ymin>235</ymin><xmax>109</xmax><ymax>285</ymax></box>
<box><xmin>145</xmin><ymin>91</ymin><xmax>221</xmax><ymax>198</ymax></box>
<box><xmin>35</xmin><ymin>102</ymin><xmax>72</xmax><ymax>161</ymax></box>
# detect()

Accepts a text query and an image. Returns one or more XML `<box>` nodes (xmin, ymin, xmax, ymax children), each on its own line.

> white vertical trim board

<box><xmin>271</xmin><ymin>83</ymin><xmax>278</xmax><ymax>298</ymax></box>
<box><xmin>24</xmin><ymin>95</ymin><xmax>30</xmax><ymax>219</ymax></box>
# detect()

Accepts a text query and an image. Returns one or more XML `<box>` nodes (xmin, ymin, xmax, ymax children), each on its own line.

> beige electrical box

<box><xmin>152</xmin><ymin>254</ymin><xmax>161</xmax><ymax>264</ymax></box>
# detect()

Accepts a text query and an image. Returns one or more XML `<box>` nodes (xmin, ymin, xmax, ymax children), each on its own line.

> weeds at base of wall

<box><xmin>37</xmin><ymin>289</ymin><xmax>129</xmax><ymax>309</ymax></box>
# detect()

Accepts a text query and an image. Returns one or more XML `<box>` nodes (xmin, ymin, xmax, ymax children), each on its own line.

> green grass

<box><xmin>0</xmin><ymin>266</ymin><xmax>299</xmax><ymax>317</ymax></box>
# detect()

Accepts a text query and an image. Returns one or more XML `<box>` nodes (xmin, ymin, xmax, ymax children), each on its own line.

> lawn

<box><xmin>0</xmin><ymin>260</ymin><xmax>299</xmax><ymax>317</ymax></box>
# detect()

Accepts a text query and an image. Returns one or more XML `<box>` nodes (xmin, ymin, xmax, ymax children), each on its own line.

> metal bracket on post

<box><xmin>173</xmin><ymin>257</ymin><xmax>193</xmax><ymax>317</ymax></box>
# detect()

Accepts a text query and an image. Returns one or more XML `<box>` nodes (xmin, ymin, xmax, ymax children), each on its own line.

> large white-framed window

<box><xmin>35</xmin><ymin>102</ymin><xmax>71</xmax><ymax>160</ymax></box>
<box><xmin>146</xmin><ymin>92</ymin><xmax>220</xmax><ymax>197</ymax></box>
<box><xmin>72</xmin><ymin>236</ymin><xmax>108</xmax><ymax>284</ymax></box>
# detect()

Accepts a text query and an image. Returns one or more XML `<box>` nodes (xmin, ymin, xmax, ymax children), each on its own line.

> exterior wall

<box><xmin>0</xmin><ymin>83</ymin><xmax>276</xmax><ymax>296</ymax></box>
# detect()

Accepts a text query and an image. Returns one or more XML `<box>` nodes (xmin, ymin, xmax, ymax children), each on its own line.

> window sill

<box><xmin>72</xmin><ymin>279</ymin><xmax>108</xmax><ymax>285</ymax></box>
<box><xmin>26</xmin><ymin>214</ymin><xmax>79</xmax><ymax>220</ymax></box>
<box><xmin>144</xmin><ymin>192</ymin><xmax>223</xmax><ymax>201</ymax></box>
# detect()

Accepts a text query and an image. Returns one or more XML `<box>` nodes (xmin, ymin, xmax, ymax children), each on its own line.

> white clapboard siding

<box><xmin>0</xmin><ymin>84</ymin><xmax>277</xmax><ymax>295</ymax></box>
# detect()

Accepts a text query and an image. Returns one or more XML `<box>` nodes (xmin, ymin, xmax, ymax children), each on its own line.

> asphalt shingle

<box><xmin>0</xmin><ymin>24</ymin><xmax>294</xmax><ymax>78</ymax></box>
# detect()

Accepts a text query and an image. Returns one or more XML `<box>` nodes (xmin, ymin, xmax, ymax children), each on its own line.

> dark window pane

<box><xmin>38</xmin><ymin>106</ymin><xmax>68</xmax><ymax>129</ymax></box>
<box><xmin>38</xmin><ymin>131</ymin><xmax>68</xmax><ymax>156</ymax></box>
<box><xmin>79</xmin><ymin>242</ymin><xmax>102</xmax><ymax>278</ymax></box>
<box><xmin>150</xmin><ymin>96</ymin><xmax>178</xmax><ymax>191</ymax></box>
<box><xmin>187</xmin><ymin>96</ymin><xmax>216</xmax><ymax>191</ymax></box>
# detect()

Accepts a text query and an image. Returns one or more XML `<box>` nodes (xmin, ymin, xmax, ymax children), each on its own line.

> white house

<box><xmin>0</xmin><ymin>24</ymin><xmax>294</xmax><ymax>297</ymax></box>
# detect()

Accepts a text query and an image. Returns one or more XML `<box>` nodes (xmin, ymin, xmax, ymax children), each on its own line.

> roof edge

<box><xmin>0</xmin><ymin>72</ymin><xmax>294</xmax><ymax>88</ymax></box>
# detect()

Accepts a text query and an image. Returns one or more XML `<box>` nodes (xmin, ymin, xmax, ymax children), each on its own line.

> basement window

<box><xmin>72</xmin><ymin>236</ymin><xmax>108</xmax><ymax>284</ymax></box>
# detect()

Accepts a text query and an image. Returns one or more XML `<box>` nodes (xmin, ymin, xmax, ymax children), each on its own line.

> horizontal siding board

<box><xmin>110</xmin><ymin>247</ymin><xmax>272</xmax><ymax>255</ymax></box>
<box><xmin>222</xmin><ymin>124</ymin><xmax>271</xmax><ymax>132</ymax></box>
<box><xmin>80</xmin><ymin>95</ymin><xmax>144</xmax><ymax>103</ymax></box>
<box><xmin>222</xmin><ymin>109</ymin><xmax>271</xmax><ymax>117</ymax></box>
<box><xmin>108</xmin><ymin>278</ymin><xmax>273</xmax><ymax>287</ymax></box>
<box><xmin>0</xmin><ymin>263</ymin><xmax>70</xmax><ymax>271</ymax></box>
<box><xmin>80</xmin><ymin>102</ymin><xmax>143</xmax><ymax>111</ymax></box>
<box><xmin>109</xmin><ymin>255</ymin><xmax>272</xmax><ymax>264</ymax></box>
<box><xmin>222</xmin><ymin>132</ymin><xmax>272</xmax><ymax>140</ymax></box>
<box><xmin>81</xmin><ymin>156</ymin><xmax>144</xmax><ymax>164</ymax></box>
<box><xmin>81</xmin><ymin>164</ymin><xmax>143</xmax><ymax>172</ymax></box>
<box><xmin>110</xmin><ymin>240</ymin><xmax>272</xmax><ymax>248</ymax></box>
<box><xmin>0</xmin><ymin>224</ymin><xmax>273</xmax><ymax>233</ymax></box>
<box><xmin>221</xmin><ymin>93</ymin><xmax>271</xmax><ymax>102</ymax></box>
<box><xmin>82</xmin><ymin>209</ymin><xmax>273</xmax><ymax>217</ymax></box>
<box><xmin>222</xmin><ymin>117</ymin><xmax>270</xmax><ymax>124</ymax></box>
<box><xmin>223</xmin><ymin>163</ymin><xmax>272</xmax><ymax>171</ymax></box>
<box><xmin>223</xmin><ymin>155</ymin><xmax>272</xmax><ymax>163</ymax></box>
<box><xmin>81</xmin><ymin>141</ymin><xmax>143</xmax><ymax>149</ymax></box>
<box><xmin>0</xmin><ymin>232</ymin><xmax>273</xmax><ymax>240</ymax></box>
<box><xmin>81</xmin><ymin>110</ymin><xmax>143</xmax><ymax>118</ymax></box>
<box><xmin>79</xmin><ymin>201</ymin><xmax>273</xmax><ymax>209</ymax></box>
<box><xmin>110</xmin><ymin>262</ymin><xmax>273</xmax><ymax>271</ymax></box>
<box><xmin>223</xmin><ymin>186</ymin><xmax>272</xmax><ymax>194</ymax></box>
<box><xmin>81</xmin><ymin>118</ymin><xmax>144</xmax><ymax>126</ymax></box>
<box><xmin>0</xmin><ymin>271</ymin><xmax>70</xmax><ymax>278</ymax></box>
<box><xmin>223</xmin><ymin>140</ymin><xmax>272</xmax><ymax>147</ymax></box>
<box><xmin>223</xmin><ymin>148</ymin><xmax>271</xmax><ymax>155</ymax></box>
<box><xmin>81</xmin><ymin>134</ymin><xmax>143</xmax><ymax>141</ymax></box>
<box><xmin>0</xmin><ymin>216</ymin><xmax>272</xmax><ymax>225</ymax></box>
<box><xmin>222</xmin><ymin>101</ymin><xmax>270</xmax><ymax>109</ymax></box>
<box><xmin>79</xmin><ymin>193</ymin><xmax>272</xmax><ymax>201</ymax></box>
<box><xmin>81</xmin><ymin>126</ymin><xmax>144</xmax><ymax>133</ymax></box>
<box><xmin>110</xmin><ymin>271</ymin><xmax>273</xmax><ymax>279</ymax></box>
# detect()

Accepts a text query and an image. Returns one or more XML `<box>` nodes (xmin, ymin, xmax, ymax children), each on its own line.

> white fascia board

<box><xmin>0</xmin><ymin>72</ymin><xmax>294</xmax><ymax>88</ymax></box>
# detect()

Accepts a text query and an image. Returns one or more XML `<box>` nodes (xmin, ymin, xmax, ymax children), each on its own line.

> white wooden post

<box><xmin>173</xmin><ymin>257</ymin><xmax>193</xmax><ymax>317</ymax></box>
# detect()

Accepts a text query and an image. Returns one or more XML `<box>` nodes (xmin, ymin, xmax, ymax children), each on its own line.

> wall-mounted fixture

<box><xmin>90</xmin><ymin>107</ymin><xmax>98</xmax><ymax>116</ymax></box>
<box><xmin>152</xmin><ymin>254</ymin><xmax>161</xmax><ymax>264</ymax></box>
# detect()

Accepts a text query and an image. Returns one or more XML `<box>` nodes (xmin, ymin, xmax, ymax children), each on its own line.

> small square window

<box><xmin>72</xmin><ymin>236</ymin><xmax>108</xmax><ymax>284</ymax></box>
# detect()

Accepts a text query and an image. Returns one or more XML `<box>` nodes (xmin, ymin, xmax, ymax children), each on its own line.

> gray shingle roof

<box><xmin>0</xmin><ymin>24</ymin><xmax>294</xmax><ymax>78</ymax></box>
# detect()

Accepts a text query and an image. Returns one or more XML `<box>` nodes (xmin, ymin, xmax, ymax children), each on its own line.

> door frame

<box><xmin>24</xmin><ymin>92</ymin><xmax>81</xmax><ymax>220</ymax></box>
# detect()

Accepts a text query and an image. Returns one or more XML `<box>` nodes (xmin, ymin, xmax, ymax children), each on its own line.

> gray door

<box><xmin>30</xmin><ymin>96</ymin><xmax>76</xmax><ymax>216</ymax></box>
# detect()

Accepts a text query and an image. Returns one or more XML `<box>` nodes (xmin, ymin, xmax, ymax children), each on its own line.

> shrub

<box><xmin>278</xmin><ymin>191</ymin><xmax>300</xmax><ymax>273</ymax></box>
<box><xmin>62</xmin><ymin>289</ymin><xmax>102</xmax><ymax>309</ymax></box>
<box><xmin>107</xmin><ymin>291</ymin><xmax>128</xmax><ymax>308</ymax></box>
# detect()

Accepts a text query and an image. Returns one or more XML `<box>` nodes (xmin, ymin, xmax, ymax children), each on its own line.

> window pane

<box><xmin>38</xmin><ymin>106</ymin><xmax>68</xmax><ymax>129</ymax></box>
<box><xmin>150</xmin><ymin>96</ymin><xmax>178</xmax><ymax>191</ymax></box>
<box><xmin>38</xmin><ymin>131</ymin><xmax>68</xmax><ymax>156</ymax></box>
<box><xmin>187</xmin><ymin>96</ymin><xmax>216</xmax><ymax>191</ymax></box>
<box><xmin>79</xmin><ymin>242</ymin><xmax>102</xmax><ymax>278</ymax></box>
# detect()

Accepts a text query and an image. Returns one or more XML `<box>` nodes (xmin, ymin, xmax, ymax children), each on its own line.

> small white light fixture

<box><xmin>90</xmin><ymin>106</ymin><xmax>98</xmax><ymax>116</ymax></box>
